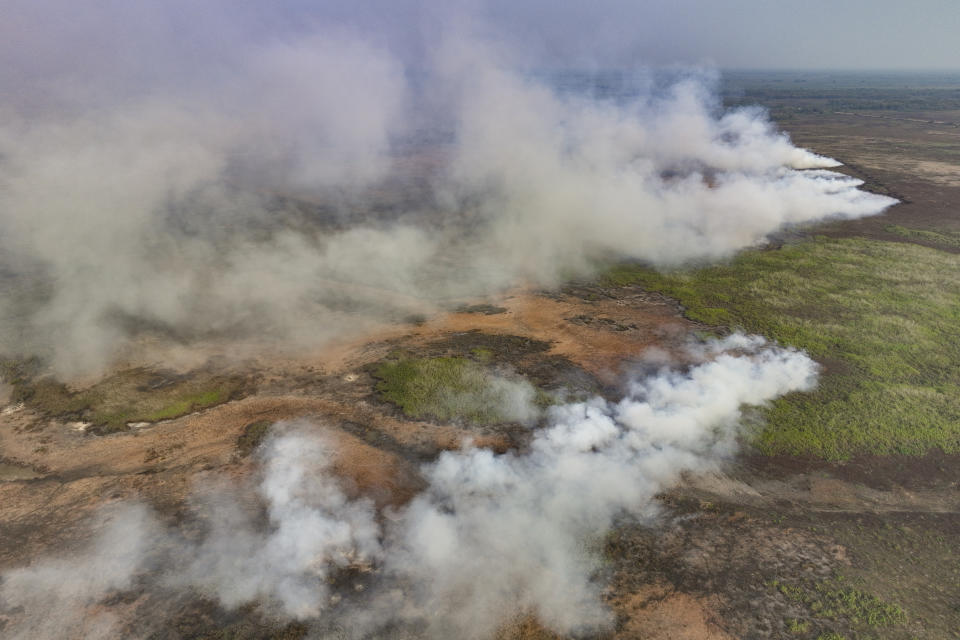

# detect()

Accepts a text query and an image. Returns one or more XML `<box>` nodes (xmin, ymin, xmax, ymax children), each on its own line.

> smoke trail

<box><xmin>0</xmin><ymin>335</ymin><xmax>818</xmax><ymax>638</ymax></box>
<box><xmin>0</xmin><ymin>3</ymin><xmax>897</xmax><ymax>376</ymax></box>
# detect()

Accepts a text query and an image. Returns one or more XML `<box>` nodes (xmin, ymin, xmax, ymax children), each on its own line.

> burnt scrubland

<box><xmin>581</xmin><ymin>77</ymin><xmax>960</xmax><ymax>638</ymax></box>
<box><xmin>1</xmin><ymin>65</ymin><xmax>959</xmax><ymax>640</ymax></box>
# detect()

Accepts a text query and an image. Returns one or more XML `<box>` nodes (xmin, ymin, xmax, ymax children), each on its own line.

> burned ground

<box><xmin>2</xmin><ymin>80</ymin><xmax>960</xmax><ymax>639</ymax></box>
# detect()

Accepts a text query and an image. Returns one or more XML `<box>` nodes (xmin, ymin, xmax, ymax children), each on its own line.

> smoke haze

<box><xmin>0</xmin><ymin>5</ymin><xmax>897</xmax><ymax>636</ymax></box>
<box><xmin>0</xmin><ymin>1</ymin><xmax>896</xmax><ymax>376</ymax></box>
<box><xmin>0</xmin><ymin>336</ymin><xmax>818</xmax><ymax>639</ymax></box>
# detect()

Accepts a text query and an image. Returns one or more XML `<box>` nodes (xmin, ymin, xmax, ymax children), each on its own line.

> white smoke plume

<box><xmin>169</xmin><ymin>430</ymin><xmax>384</xmax><ymax>619</ymax></box>
<box><xmin>0</xmin><ymin>504</ymin><xmax>161</xmax><ymax>640</ymax></box>
<box><xmin>0</xmin><ymin>335</ymin><xmax>818</xmax><ymax>638</ymax></box>
<box><xmin>384</xmin><ymin>335</ymin><xmax>817</xmax><ymax>638</ymax></box>
<box><xmin>439</xmin><ymin>63</ymin><xmax>891</xmax><ymax>286</ymax></box>
<box><xmin>0</xmin><ymin>2</ymin><xmax>897</xmax><ymax>376</ymax></box>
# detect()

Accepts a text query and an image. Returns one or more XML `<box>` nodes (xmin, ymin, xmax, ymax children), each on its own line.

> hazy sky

<box><xmin>253</xmin><ymin>0</ymin><xmax>960</xmax><ymax>71</ymax></box>
<box><xmin>4</xmin><ymin>0</ymin><xmax>959</xmax><ymax>78</ymax></box>
<box><xmin>480</xmin><ymin>0</ymin><xmax>960</xmax><ymax>70</ymax></box>
<box><xmin>261</xmin><ymin>0</ymin><xmax>960</xmax><ymax>70</ymax></box>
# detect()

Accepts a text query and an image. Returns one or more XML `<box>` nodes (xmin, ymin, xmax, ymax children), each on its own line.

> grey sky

<box><xmin>268</xmin><ymin>0</ymin><xmax>960</xmax><ymax>70</ymax></box>
<box><xmin>3</xmin><ymin>0</ymin><xmax>959</xmax><ymax>76</ymax></box>
<box><xmin>477</xmin><ymin>0</ymin><xmax>960</xmax><ymax>70</ymax></box>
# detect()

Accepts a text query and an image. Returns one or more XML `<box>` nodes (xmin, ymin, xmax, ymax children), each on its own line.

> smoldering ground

<box><xmin>0</xmin><ymin>3</ymin><xmax>891</xmax><ymax>637</ymax></box>
<box><xmin>0</xmin><ymin>335</ymin><xmax>819</xmax><ymax>639</ymax></box>
<box><xmin>0</xmin><ymin>1</ymin><xmax>896</xmax><ymax>377</ymax></box>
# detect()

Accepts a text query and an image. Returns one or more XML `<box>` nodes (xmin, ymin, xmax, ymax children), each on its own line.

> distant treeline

<box><xmin>723</xmin><ymin>80</ymin><xmax>960</xmax><ymax>112</ymax></box>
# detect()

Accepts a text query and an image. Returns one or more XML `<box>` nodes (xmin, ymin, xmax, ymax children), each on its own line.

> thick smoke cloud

<box><xmin>0</xmin><ymin>336</ymin><xmax>818</xmax><ymax>638</ymax></box>
<box><xmin>0</xmin><ymin>2</ymin><xmax>896</xmax><ymax>376</ymax></box>
<box><xmin>0</xmin><ymin>3</ymin><xmax>894</xmax><ymax>638</ymax></box>
<box><xmin>440</xmin><ymin>60</ymin><xmax>888</xmax><ymax>285</ymax></box>
<box><xmin>173</xmin><ymin>432</ymin><xmax>384</xmax><ymax>619</ymax></box>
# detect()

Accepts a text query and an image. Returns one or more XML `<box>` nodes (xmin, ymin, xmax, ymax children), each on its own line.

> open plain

<box><xmin>2</xmin><ymin>75</ymin><xmax>960</xmax><ymax>640</ymax></box>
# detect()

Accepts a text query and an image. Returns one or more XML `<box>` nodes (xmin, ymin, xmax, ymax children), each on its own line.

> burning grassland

<box><xmin>598</xmin><ymin>235</ymin><xmax>960</xmax><ymax>459</ymax></box>
<box><xmin>1</xmin><ymin>334</ymin><xmax>820</xmax><ymax>639</ymax></box>
<box><xmin>0</xmin><ymin>8</ymin><xmax>895</xmax><ymax>378</ymax></box>
<box><xmin>4</xmin><ymin>3</ymin><xmax>952</xmax><ymax>639</ymax></box>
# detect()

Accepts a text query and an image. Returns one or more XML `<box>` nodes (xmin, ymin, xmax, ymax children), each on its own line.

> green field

<box><xmin>601</xmin><ymin>236</ymin><xmax>960</xmax><ymax>459</ymax></box>
<box><xmin>374</xmin><ymin>355</ymin><xmax>542</xmax><ymax>425</ymax></box>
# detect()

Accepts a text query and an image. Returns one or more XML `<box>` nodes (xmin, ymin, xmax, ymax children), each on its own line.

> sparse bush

<box><xmin>772</xmin><ymin>576</ymin><xmax>906</xmax><ymax>631</ymax></box>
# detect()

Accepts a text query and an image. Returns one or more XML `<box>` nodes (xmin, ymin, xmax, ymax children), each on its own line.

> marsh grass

<box><xmin>885</xmin><ymin>224</ymin><xmax>960</xmax><ymax>248</ymax></box>
<box><xmin>600</xmin><ymin>236</ymin><xmax>960</xmax><ymax>459</ymax></box>
<box><xmin>374</xmin><ymin>356</ymin><xmax>542</xmax><ymax>425</ymax></box>
<box><xmin>3</xmin><ymin>365</ymin><xmax>245</xmax><ymax>433</ymax></box>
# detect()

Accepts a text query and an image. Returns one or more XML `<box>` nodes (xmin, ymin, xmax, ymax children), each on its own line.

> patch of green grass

<box><xmin>786</xmin><ymin>617</ymin><xmax>811</xmax><ymax>633</ymax></box>
<box><xmin>470</xmin><ymin>347</ymin><xmax>495</xmax><ymax>362</ymax></box>
<box><xmin>599</xmin><ymin>236</ymin><xmax>960</xmax><ymax>459</ymax></box>
<box><xmin>886</xmin><ymin>224</ymin><xmax>960</xmax><ymax>248</ymax></box>
<box><xmin>773</xmin><ymin>576</ymin><xmax>906</xmax><ymax>630</ymax></box>
<box><xmin>237</xmin><ymin>420</ymin><xmax>272</xmax><ymax>457</ymax></box>
<box><xmin>374</xmin><ymin>356</ymin><xmax>536</xmax><ymax>424</ymax></box>
<box><xmin>139</xmin><ymin>389</ymin><xmax>228</xmax><ymax>422</ymax></box>
<box><xmin>7</xmin><ymin>366</ymin><xmax>246</xmax><ymax>433</ymax></box>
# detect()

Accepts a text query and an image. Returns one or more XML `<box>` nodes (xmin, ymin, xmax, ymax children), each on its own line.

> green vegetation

<box><xmin>237</xmin><ymin>420</ymin><xmax>272</xmax><ymax>457</ymax></box>
<box><xmin>722</xmin><ymin>71</ymin><xmax>960</xmax><ymax>115</ymax></box>
<box><xmin>4</xmin><ymin>366</ymin><xmax>246</xmax><ymax>433</ymax></box>
<box><xmin>825</xmin><ymin>512</ymin><xmax>960</xmax><ymax>638</ymax></box>
<box><xmin>786</xmin><ymin>617</ymin><xmax>811</xmax><ymax>633</ymax></box>
<box><xmin>138</xmin><ymin>389</ymin><xmax>228</xmax><ymax>422</ymax></box>
<box><xmin>885</xmin><ymin>224</ymin><xmax>960</xmax><ymax>248</ymax></box>
<box><xmin>470</xmin><ymin>347</ymin><xmax>495</xmax><ymax>362</ymax></box>
<box><xmin>600</xmin><ymin>236</ymin><xmax>960</xmax><ymax>459</ymax></box>
<box><xmin>772</xmin><ymin>576</ymin><xmax>906</xmax><ymax>630</ymax></box>
<box><xmin>374</xmin><ymin>355</ymin><xmax>538</xmax><ymax>424</ymax></box>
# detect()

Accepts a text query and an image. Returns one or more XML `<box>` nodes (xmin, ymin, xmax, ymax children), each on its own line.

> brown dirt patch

<box><xmin>613</xmin><ymin>584</ymin><xmax>733</xmax><ymax>640</ymax></box>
